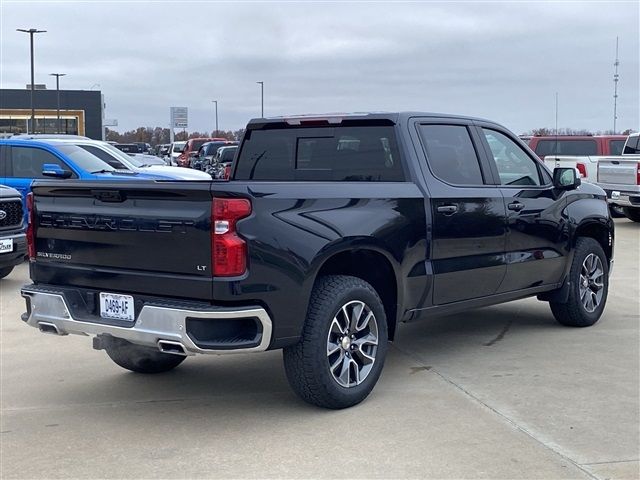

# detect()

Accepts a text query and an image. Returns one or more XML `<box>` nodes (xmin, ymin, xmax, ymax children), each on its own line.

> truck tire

<box><xmin>623</xmin><ymin>207</ymin><xmax>640</xmax><ymax>222</ymax></box>
<box><xmin>550</xmin><ymin>237</ymin><xmax>608</xmax><ymax>327</ymax></box>
<box><xmin>105</xmin><ymin>337</ymin><xmax>186</xmax><ymax>374</ymax></box>
<box><xmin>283</xmin><ymin>275</ymin><xmax>388</xmax><ymax>409</ymax></box>
<box><xmin>0</xmin><ymin>266</ymin><xmax>14</xmax><ymax>279</ymax></box>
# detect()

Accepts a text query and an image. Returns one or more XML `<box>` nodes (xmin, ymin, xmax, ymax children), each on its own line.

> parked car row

<box><xmin>150</xmin><ymin>138</ymin><xmax>239</xmax><ymax>178</ymax></box>
<box><xmin>0</xmin><ymin>135</ymin><xmax>211</xmax><ymax>218</ymax></box>
<box><xmin>191</xmin><ymin>140</ymin><xmax>238</xmax><ymax>171</ymax></box>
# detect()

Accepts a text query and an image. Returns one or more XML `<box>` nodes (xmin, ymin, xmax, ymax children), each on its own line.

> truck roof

<box><xmin>246</xmin><ymin>111</ymin><xmax>498</xmax><ymax>128</ymax></box>
<box><xmin>531</xmin><ymin>134</ymin><xmax>627</xmax><ymax>139</ymax></box>
<box><xmin>0</xmin><ymin>138</ymin><xmax>63</xmax><ymax>149</ymax></box>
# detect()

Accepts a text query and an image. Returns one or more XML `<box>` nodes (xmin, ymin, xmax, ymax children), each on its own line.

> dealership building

<box><xmin>0</xmin><ymin>88</ymin><xmax>104</xmax><ymax>139</ymax></box>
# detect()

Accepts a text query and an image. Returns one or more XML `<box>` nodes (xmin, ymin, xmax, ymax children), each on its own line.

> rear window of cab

<box><xmin>534</xmin><ymin>139</ymin><xmax>598</xmax><ymax>157</ymax></box>
<box><xmin>234</xmin><ymin>126</ymin><xmax>405</xmax><ymax>182</ymax></box>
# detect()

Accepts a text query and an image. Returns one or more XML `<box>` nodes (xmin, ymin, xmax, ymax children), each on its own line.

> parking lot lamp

<box><xmin>17</xmin><ymin>28</ymin><xmax>47</xmax><ymax>133</ymax></box>
<box><xmin>256</xmin><ymin>81</ymin><xmax>264</xmax><ymax>117</ymax></box>
<box><xmin>212</xmin><ymin>100</ymin><xmax>218</xmax><ymax>136</ymax></box>
<box><xmin>49</xmin><ymin>73</ymin><xmax>66</xmax><ymax>133</ymax></box>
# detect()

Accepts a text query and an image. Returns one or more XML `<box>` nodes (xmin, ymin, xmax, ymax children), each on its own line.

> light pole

<box><xmin>17</xmin><ymin>28</ymin><xmax>47</xmax><ymax>133</ymax></box>
<box><xmin>212</xmin><ymin>100</ymin><xmax>218</xmax><ymax>136</ymax></box>
<box><xmin>49</xmin><ymin>73</ymin><xmax>66</xmax><ymax>133</ymax></box>
<box><xmin>256</xmin><ymin>81</ymin><xmax>264</xmax><ymax>117</ymax></box>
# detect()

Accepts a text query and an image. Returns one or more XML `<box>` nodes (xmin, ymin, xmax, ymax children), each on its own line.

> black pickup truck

<box><xmin>21</xmin><ymin>112</ymin><xmax>614</xmax><ymax>409</ymax></box>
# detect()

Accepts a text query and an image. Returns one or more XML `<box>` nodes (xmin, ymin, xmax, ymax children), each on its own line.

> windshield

<box><xmin>77</xmin><ymin>144</ymin><xmax>129</xmax><ymax>169</ymax></box>
<box><xmin>172</xmin><ymin>142</ymin><xmax>186</xmax><ymax>153</ymax></box>
<box><xmin>54</xmin><ymin>144</ymin><xmax>116</xmax><ymax>172</ymax></box>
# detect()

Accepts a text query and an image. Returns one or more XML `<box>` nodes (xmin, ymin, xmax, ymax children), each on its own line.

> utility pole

<box><xmin>212</xmin><ymin>100</ymin><xmax>218</xmax><ymax>136</ymax></box>
<box><xmin>17</xmin><ymin>28</ymin><xmax>47</xmax><ymax>133</ymax></box>
<box><xmin>49</xmin><ymin>73</ymin><xmax>66</xmax><ymax>133</ymax></box>
<box><xmin>256</xmin><ymin>81</ymin><xmax>264</xmax><ymax>117</ymax></box>
<box><xmin>554</xmin><ymin>92</ymin><xmax>559</xmax><ymax>167</ymax></box>
<box><xmin>613</xmin><ymin>36</ymin><xmax>620</xmax><ymax>134</ymax></box>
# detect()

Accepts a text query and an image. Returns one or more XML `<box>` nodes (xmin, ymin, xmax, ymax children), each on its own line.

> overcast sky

<box><xmin>1</xmin><ymin>1</ymin><xmax>638</xmax><ymax>134</ymax></box>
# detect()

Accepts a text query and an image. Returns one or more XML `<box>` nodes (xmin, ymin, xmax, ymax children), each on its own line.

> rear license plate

<box><xmin>611</xmin><ymin>191</ymin><xmax>621</xmax><ymax>200</ymax></box>
<box><xmin>99</xmin><ymin>293</ymin><xmax>135</xmax><ymax>321</ymax></box>
<box><xmin>0</xmin><ymin>239</ymin><xmax>13</xmax><ymax>254</ymax></box>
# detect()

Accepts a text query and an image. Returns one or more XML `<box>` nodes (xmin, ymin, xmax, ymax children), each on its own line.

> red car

<box><xmin>528</xmin><ymin>135</ymin><xmax>627</xmax><ymax>160</ymax></box>
<box><xmin>177</xmin><ymin>137</ymin><xmax>228</xmax><ymax>167</ymax></box>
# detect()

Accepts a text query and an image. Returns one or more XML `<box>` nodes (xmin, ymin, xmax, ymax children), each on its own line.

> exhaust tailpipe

<box><xmin>38</xmin><ymin>322</ymin><xmax>61</xmax><ymax>335</ymax></box>
<box><xmin>157</xmin><ymin>340</ymin><xmax>188</xmax><ymax>356</ymax></box>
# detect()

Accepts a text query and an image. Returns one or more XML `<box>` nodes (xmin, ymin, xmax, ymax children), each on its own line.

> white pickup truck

<box><xmin>596</xmin><ymin>156</ymin><xmax>640</xmax><ymax>222</ymax></box>
<box><xmin>544</xmin><ymin>134</ymin><xmax>640</xmax><ymax>219</ymax></box>
<box><xmin>543</xmin><ymin>155</ymin><xmax>599</xmax><ymax>182</ymax></box>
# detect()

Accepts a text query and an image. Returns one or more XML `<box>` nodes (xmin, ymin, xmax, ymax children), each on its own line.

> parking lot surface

<box><xmin>0</xmin><ymin>219</ymin><xmax>638</xmax><ymax>479</ymax></box>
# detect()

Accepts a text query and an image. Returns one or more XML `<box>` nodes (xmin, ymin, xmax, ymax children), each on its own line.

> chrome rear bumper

<box><xmin>21</xmin><ymin>286</ymin><xmax>272</xmax><ymax>356</ymax></box>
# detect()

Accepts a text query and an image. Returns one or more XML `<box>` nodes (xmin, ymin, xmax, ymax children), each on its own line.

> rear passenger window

<box><xmin>418</xmin><ymin>125</ymin><xmax>484</xmax><ymax>185</ymax></box>
<box><xmin>8</xmin><ymin>146</ymin><xmax>66</xmax><ymax>178</ymax></box>
<box><xmin>235</xmin><ymin>126</ymin><xmax>404</xmax><ymax>181</ymax></box>
<box><xmin>624</xmin><ymin>136</ymin><xmax>640</xmax><ymax>154</ymax></box>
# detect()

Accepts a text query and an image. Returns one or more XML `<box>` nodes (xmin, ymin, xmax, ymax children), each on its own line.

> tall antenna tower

<box><xmin>613</xmin><ymin>36</ymin><xmax>620</xmax><ymax>133</ymax></box>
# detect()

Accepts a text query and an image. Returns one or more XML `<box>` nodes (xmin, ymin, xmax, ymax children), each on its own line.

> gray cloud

<box><xmin>1</xmin><ymin>1</ymin><xmax>638</xmax><ymax>134</ymax></box>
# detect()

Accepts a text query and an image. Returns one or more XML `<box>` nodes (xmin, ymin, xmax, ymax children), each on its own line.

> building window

<box><xmin>0</xmin><ymin>115</ymin><xmax>78</xmax><ymax>136</ymax></box>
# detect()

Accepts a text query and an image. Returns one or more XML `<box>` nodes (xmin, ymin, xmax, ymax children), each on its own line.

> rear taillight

<box><xmin>576</xmin><ymin>163</ymin><xmax>587</xmax><ymax>178</ymax></box>
<box><xmin>224</xmin><ymin>165</ymin><xmax>231</xmax><ymax>180</ymax></box>
<box><xmin>212</xmin><ymin>198</ymin><xmax>251</xmax><ymax>276</ymax></box>
<box><xmin>26</xmin><ymin>193</ymin><xmax>35</xmax><ymax>260</ymax></box>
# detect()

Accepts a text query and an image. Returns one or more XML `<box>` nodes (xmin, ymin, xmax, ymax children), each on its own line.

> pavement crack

<box><xmin>484</xmin><ymin>320</ymin><xmax>513</xmax><ymax>346</ymax></box>
<box><xmin>582</xmin><ymin>459</ymin><xmax>640</xmax><ymax>466</ymax></box>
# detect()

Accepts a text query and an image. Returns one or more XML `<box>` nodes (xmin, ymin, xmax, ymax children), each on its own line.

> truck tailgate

<box><xmin>598</xmin><ymin>157</ymin><xmax>640</xmax><ymax>185</ymax></box>
<box><xmin>31</xmin><ymin>181</ymin><xmax>214</xmax><ymax>300</ymax></box>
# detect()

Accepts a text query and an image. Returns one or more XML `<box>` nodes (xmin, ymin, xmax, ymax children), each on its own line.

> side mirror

<box><xmin>42</xmin><ymin>163</ymin><xmax>72</xmax><ymax>179</ymax></box>
<box><xmin>553</xmin><ymin>167</ymin><xmax>581</xmax><ymax>190</ymax></box>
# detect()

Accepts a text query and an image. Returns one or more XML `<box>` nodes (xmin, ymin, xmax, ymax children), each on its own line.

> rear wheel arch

<box><xmin>573</xmin><ymin>220</ymin><xmax>613</xmax><ymax>267</ymax></box>
<box><xmin>311</xmin><ymin>245</ymin><xmax>401</xmax><ymax>340</ymax></box>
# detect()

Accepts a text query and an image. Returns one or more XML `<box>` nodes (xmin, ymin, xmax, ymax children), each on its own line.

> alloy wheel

<box><xmin>326</xmin><ymin>300</ymin><xmax>379</xmax><ymax>388</ymax></box>
<box><xmin>579</xmin><ymin>253</ymin><xmax>604</xmax><ymax>313</ymax></box>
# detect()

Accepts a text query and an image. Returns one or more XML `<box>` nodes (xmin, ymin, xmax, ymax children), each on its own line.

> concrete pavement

<box><xmin>1</xmin><ymin>219</ymin><xmax>638</xmax><ymax>479</ymax></box>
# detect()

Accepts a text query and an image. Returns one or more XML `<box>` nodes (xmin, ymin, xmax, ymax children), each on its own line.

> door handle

<box><xmin>437</xmin><ymin>205</ymin><xmax>458</xmax><ymax>215</ymax></box>
<box><xmin>507</xmin><ymin>202</ymin><xmax>525</xmax><ymax>212</ymax></box>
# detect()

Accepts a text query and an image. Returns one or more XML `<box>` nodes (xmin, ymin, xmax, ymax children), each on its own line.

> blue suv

<box><xmin>0</xmin><ymin>139</ymin><xmax>168</xmax><ymax>215</ymax></box>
